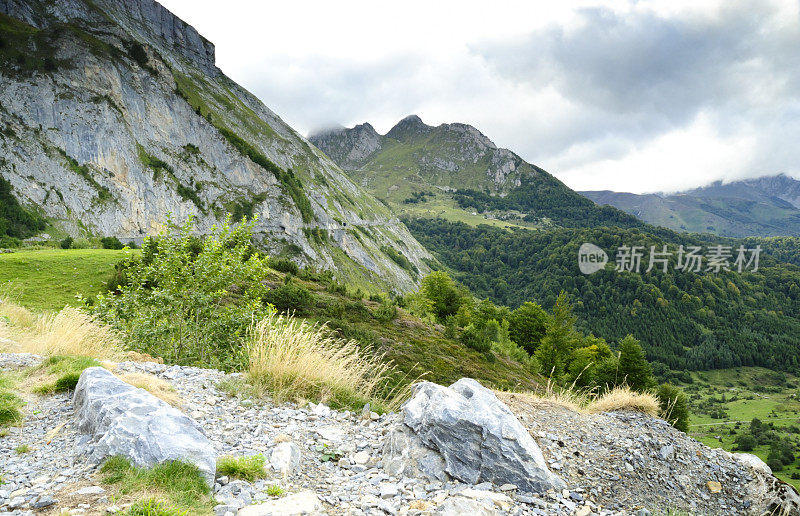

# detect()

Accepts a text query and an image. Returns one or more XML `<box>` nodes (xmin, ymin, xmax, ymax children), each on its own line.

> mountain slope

<box><xmin>0</xmin><ymin>0</ymin><xmax>429</xmax><ymax>291</ymax></box>
<box><xmin>582</xmin><ymin>174</ymin><xmax>800</xmax><ymax>237</ymax></box>
<box><xmin>310</xmin><ymin>116</ymin><xmax>644</xmax><ymax>230</ymax></box>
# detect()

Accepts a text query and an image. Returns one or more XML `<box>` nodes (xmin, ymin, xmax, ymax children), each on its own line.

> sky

<box><xmin>158</xmin><ymin>0</ymin><xmax>800</xmax><ymax>194</ymax></box>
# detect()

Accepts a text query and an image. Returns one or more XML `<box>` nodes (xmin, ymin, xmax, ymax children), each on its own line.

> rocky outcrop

<box><xmin>72</xmin><ymin>367</ymin><xmax>216</xmax><ymax>485</ymax></box>
<box><xmin>309</xmin><ymin>123</ymin><xmax>383</xmax><ymax>171</ymax></box>
<box><xmin>383</xmin><ymin>378</ymin><xmax>566</xmax><ymax>493</ymax></box>
<box><xmin>0</xmin><ymin>0</ymin><xmax>431</xmax><ymax>292</ymax></box>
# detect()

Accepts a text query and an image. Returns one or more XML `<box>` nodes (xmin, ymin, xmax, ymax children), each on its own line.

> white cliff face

<box><xmin>0</xmin><ymin>0</ymin><xmax>430</xmax><ymax>292</ymax></box>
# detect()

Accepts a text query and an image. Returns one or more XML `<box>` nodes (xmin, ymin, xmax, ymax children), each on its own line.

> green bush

<box><xmin>60</xmin><ymin>236</ymin><xmax>73</xmax><ymax>249</ymax></box>
<box><xmin>101</xmin><ymin>236</ymin><xmax>124</xmax><ymax>249</ymax></box>
<box><xmin>90</xmin><ymin>216</ymin><xmax>273</xmax><ymax>370</ymax></box>
<box><xmin>263</xmin><ymin>283</ymin><xmax>314</xmax><ymax>315</ymax></box>
<box><xmin>125</xmin><ymin>499</ymin><xmax>187</xmax><ymax>516</ymax></box>
<box><xmin>656</xmin><ymin>383</ymin><xmax>689</xmax><ymax>432</ymax></box>
<box><xmin>461</xmin><ymin>324</ymin><xmax>490</xmax><ymax>353</ymax></box>
<box><xmin>373</xmin><ymin>301</ymin><xmax>397</xmax><ymax>323</ymax></box>
<box><xmin>269</xmin><ymin>257</ymin><xmax>299</xmax><ymax>275</ymax></box>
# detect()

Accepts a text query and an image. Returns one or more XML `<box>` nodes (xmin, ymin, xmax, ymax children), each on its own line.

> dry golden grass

<box><xmin>115</xmin><ymin>372</ymin><xmax>181</xmax><ymax>407</ymax></box>
<box><xmin>246</xmin><ymin>313</ymin><xmax>408</xmax><ymax>411</ymax></box>
<box><xmin>586</xmin><ymin>386</ymin><xmax>660</xmax><ymax>416</ymax></box>
<box><xmin>0</xmin><ymin>298</ymin><xmax>121</xmax><ymax>361</ymax></box>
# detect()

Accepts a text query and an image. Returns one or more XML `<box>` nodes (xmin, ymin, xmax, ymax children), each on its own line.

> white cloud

<box><xmin>157</xmin><ymin>0</ymin><xmax>800</xmax><ymax>193</ymax></box>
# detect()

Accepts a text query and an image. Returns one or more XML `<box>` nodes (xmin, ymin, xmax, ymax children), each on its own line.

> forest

<box><xmin>405</xmin><ymin>217</ymin><xmax>800</xmax><ymax>374</ymax></box>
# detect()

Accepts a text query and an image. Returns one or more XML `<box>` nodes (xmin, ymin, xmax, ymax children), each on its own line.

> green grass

<box><xmin>100</xmin><ymin>457</ymin><xmax>211</xmax><ymax>514</ymax></box>
<box><xmin>216</xmin><ymin>454</ymin><xmax>267</xmax><ymax>482</ymax></box>
<box><xmin>31</xmin><ymin>355</ymin><xmax>100</xmax><ymax>394</ymax></box>
<box><xmin>0</xmin><ymin>372</ymin><xmax>23</xmax><ymax>426</ymax></box>
<box><xmin>681</xmin><ymin>367</ymin><xmax>800</xmax><ymax>490</ymax></box>
<box><xmin>0</xmin><ymin>248</ymin><xmax>134</xmax><ymax>311</ymax></box>
<box><xmin>265</xmin><ymin>485</ymin><xmax>285</xmax><ymax>497</ymax></box>
<box><xmin>14</xmin><ymin>444</ymin><xmax>29</xmax><ymax>454</ymax></box>
<box><xmin>124</xmin><ymin>498</ymin><xmax>188</xmax><ymax>516</ymax></box>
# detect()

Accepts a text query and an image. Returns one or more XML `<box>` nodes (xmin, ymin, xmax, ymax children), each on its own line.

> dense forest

<box><xmin>405</xmin><ymin>217</ymin><xmax>800</xmax><ymax>374</ymax></box>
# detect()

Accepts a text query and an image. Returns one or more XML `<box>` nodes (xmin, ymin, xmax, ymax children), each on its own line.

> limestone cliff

<box><xmin>0</xmin><ymin>0</ymin><xmax>430</xmax><ymax>291</ymax></box>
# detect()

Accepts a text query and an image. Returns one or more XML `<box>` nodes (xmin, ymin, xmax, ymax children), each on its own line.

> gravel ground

<box><xmin>0</xmin><ymin>354</ymin><xmax>793</xmax><ymax>515</ymax></box>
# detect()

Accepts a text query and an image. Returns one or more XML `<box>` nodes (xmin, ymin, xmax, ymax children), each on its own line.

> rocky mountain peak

<box><xmin>386</xmin><ymin>114</ymin><xmax>432</xmax><ymax>141</ymax></box>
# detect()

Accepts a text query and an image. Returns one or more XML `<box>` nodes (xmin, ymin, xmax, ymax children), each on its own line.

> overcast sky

<box><xmin>159</xmin><ymin>0</ymin><xmax>799</xmax><ymax>194</ymax></box>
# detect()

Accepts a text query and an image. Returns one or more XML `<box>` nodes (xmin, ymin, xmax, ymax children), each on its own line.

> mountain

<box><xmin>0</xmin><ymin>0</ymin><xmax>430</xmax><ymax>291</ymax></box>
<box><xmin>582</xmin><ymin>174</ymin><xmax>800</xmax><ymax>237</ymax></box>
<box><xmin>310</xmin><ymin>116</ymin><xmax>644</xmax><ymax>230</ymax></box>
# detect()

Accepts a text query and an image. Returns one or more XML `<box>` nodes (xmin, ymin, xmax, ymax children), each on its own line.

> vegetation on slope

<box><xmin>0</xmin><ymin>174</ymin><xmax>46</xmax><ymax>244</ymax></box>
<box><xmin>405</xmin><ymin>217</ymin><xmax>800</xmax><ymax>374</ymax></box>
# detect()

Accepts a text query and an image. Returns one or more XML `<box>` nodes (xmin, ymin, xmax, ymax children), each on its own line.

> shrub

<box><xmin>656</xmin><ymin>383</ymin><xmax>690</xmax><ymax>432</ymax></box>
<box><xmin>269</xmin><ymin>257</ymin><xmax>299</xmax><ymax>275</ymax></box>
<box><xmin>60</xmin><ymin>236</ymin><xmax>73</xmax><ymax>249</ymax></box>
<box><xmin>216</xmin><ymin>454</ymin><xmax>267</xmax><ymax>482</ymax></box>
<box><xmin>587</xmin><ymin>386</ymin><xmax>660</xmax><ymax>417</ymax></box>
<box><xmin>246</xmin><ymin>313</ymin><xmax>405</xmax><ymax>411</ymax></box>
<box><xmin>101</xmin><ymin>236</ymin><xmax>124</xmax><ymax>250</ymax></box>
<box><xmin>460</xmin><ymin>324</ymin><xmax>490</xmax><ymax>353</ymax></box>
<box><xmin>735</xmin><ymin>434</ymin><xmax>757</xmax><ymax>452</ymax></box>
<box><xmin>372</xmin><ymin>301</ymin><xmax>397</xmax><ymax>323</ymax></box>
<box><xmin>263</xmin><ymin>283</ymin><xmax>313</xmax><ymax>315</ymax></box>
<box><xmin>90</xmin><ymin>217</ymin><xmax>272</xmax><ymax>370</ymax></box>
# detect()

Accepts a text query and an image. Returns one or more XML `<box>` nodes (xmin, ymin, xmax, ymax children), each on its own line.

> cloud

<box><xmin>158</xmin><ymin>0</ymin><xmax>800</xmax><ymax>193</ymax></box>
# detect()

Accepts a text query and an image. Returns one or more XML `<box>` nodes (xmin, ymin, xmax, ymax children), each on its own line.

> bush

<box><xmin>216</xmin><ymin>454</ymin><xmax>267</xmax><ymax>482</ymax></box>
<box><xmin>587</xmin><ymin>386</ymin><xmax>660</xmax><ymax>416</ymax></box>
<box><xmin>735</xmin><ymin>434</ymin><xmax>757</xmax><ymax>452</ymax></box>
<box><xmin>461</xmin><ymin>324</ymin><xmax>490</xmax><ymax>353</ymax></box>
<box><xmin>60</xmin><ymin>236</ymin><xmax>73</xmax><ymax>249</ymax></box>
<box><xmin>656</xmin><ymin>383</ymin><xmax>690</xmax><ymax>432</ymax></box>
<box><xmin>372</xmin><ymin>301</ymin><xmax>397</xmax><ymax>323</ymax></box>
<box><xmin>90</xmin><ymin>217</ymin><xmax>272</xmax><ymax>370</ymax></box>
<box><xmin>269</xmin><ymin>257</ymin><xmax>299</xmax><ymax>275</ymax></box>
<box><xmin>101</xmin><ymin>236</ymin><xmax>124</xmax><ymax>249</ymax></box>
<box><xmin>263</xmin><ymin>282</ymin><xmax>314</xmax><ymax>315</ymax></box>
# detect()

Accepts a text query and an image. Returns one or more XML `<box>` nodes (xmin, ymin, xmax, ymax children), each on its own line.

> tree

<box><xmin>508</xmin><ymin>302</ymin><xmax>550</xmax><ymax>354</ymax></box>
<box><xmin>420</xmin><ymin>272</ymin><xmax>464</xmax><ymax>322</ymax></box>
<box><xmin>657</xmin><ymin>383</ymin><xmax>689</xmax><ymax>432</ymax></box>
<box><xmin>734</xmin><ymin>433</ymin><xmax>756</xmax><ymax>452</ymax></box>
<box><xmin>618</xmin><ymin>334</ymin><xmax>655</xmax><ymax>391</ymax></box>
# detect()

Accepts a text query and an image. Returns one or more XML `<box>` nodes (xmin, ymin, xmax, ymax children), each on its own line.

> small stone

<box><xmin>32</xmin><ymin>495</ymin><xmax>57</xmax><ymax>509</ymax></box>
<box><xmin>352</xmin><ymin>451</ymin><xmax>370</xmax><ymax>465</ymax></box>
<box><xmin>75</xmin><ymin>486</ymin><xmax>106</xmax><ymax>495</ymax></box>
<box><xmin>380</xmin><ymin>483</ymin><xmax>400</xmax><ymax>499</ymax></box>
<box><xmin>707</xmin><ymin>480</ymin><xmax>722</xmax><ymax>493</ymax></box>
<box><xmin>575</xmin><ymin>507</ymin><xmax>592</xmax><ymax>516</ymax></box>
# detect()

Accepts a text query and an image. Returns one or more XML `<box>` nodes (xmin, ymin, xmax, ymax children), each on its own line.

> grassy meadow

<box><xmin>0</xmin><ymin>248</ymin><xmax>135</xmax><ymax>311</ymax></box>
<box><xmin>683</xmin><ymin>367</ymin><xmax>800</xmax><ymax>489</ymax></box>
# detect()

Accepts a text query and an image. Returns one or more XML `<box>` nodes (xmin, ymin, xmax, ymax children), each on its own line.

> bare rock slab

<box><xmin>386</xmin><ymin>378</ymin><xmax>565</xmax><ymax>493</ymax></box>
<box><xmin>72</xmin><ymin>367</ymin><xmax>216</xmax><ymax>485</ymax></box>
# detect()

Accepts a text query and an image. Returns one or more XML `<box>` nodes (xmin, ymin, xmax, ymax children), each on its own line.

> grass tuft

<box><xmin>124</xmin><ymin>498</ymin><xmax>188</xmax><ymax>516</ymax></box>
<box><xmin>32</xmin><ymin>355</ymin><xmax>101</xmax><ymax>394</ymax></box>
<box><xmin>14</xmin><ymin>444</ymin><xmax>29</xmax><ymax>454</ymax></box>
<box><xmin>246</xmin><ymin>313</ymin><xmax>408</xmax><ymax>411</ymax></box>
<box><xmin>101</xmin><ymin>457</ymin><xmax>211</xmax><ymax>512</ymax></box>
<box><xmin>0</xmin><ymin>298</ymin><xmax>122</xmax><ymax>360</ymax></box>
<box><xmin>116</xmin><ymin>372</ymin><xmax>181</xmax><ymax>407</ymax></box>
<box><xmin>587</xmin><ymin>386</ymin><xmax>660</xmax><ymax>416</ymax></box>
<box><xmin>216</xmin><ymin>454</ymin><xmax>267</xmax><ymax>482</ymax></box>
<box><xmin>266</xmin><ymin>485</ymin><xmax>285</xmax><ymax>497</ymax></box>
<box><xmin>0</xmin><ymin>373</ymin><xmax>23</xmax><ymax>426</ymax></box>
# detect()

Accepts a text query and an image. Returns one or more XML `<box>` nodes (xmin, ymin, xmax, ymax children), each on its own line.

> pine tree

<box><xmin>618</xmin><ymin>334</ymin><xmax>655</xmax><ymax>391</ymax></box>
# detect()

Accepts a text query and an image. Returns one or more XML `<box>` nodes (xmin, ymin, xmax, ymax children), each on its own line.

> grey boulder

<box><xmin>387</xmin><ymin>378</ymin><xmax>565</xmax><ymax>493</ymax></box>
<box><xmin>73</xmin><ymin>367</ymin><xmax>216</xmax><ymax>485</ymax></box>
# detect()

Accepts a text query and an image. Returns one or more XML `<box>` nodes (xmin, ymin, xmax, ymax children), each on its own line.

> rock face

<box><xmin>72</xmin><ymin>367</ymin><xmax>216</xmax><ymax>485</ymax></box>
<box><xmin>384</xmin><ymin>378</ymin><xmax>565</xmax><ymax>493</ymax></box>
<box><xmin>0</xmin><ymin>0</ymin><xmax>430</xmax><ymax>292</ymax></box>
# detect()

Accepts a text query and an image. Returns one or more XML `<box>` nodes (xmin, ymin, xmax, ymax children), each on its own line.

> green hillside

<box><xmin>405</xmin><ymin>218</ymin><xmax>800</xmax><ymax>374</ymax></box>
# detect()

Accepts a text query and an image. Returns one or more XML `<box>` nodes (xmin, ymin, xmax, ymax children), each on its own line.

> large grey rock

<box><xmin>382</xmin><ymin>424</ymin><xmax>448</xmax><ymax>482</ymax></box>
<box><xmin>389</xmin><ymin>378</ymin><xmax>565</xmax><ymax>493</ymax></box>
<box><xmin>72</xmin><ymin>367</ymin><xmax>216</xmax><ymax>485</ymax></box>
